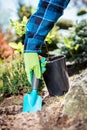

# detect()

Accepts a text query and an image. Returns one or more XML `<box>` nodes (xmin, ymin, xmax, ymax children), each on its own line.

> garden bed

<box><xmin>0</xmin><ymin>69</ymin><xmax>87</xmax><ymax>130</ymax></box>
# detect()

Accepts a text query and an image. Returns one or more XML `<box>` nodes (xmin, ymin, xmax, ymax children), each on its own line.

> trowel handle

<box><xmin>32</xmin><ymin>74</ymin><xmax>40</xmax><ymax>90</ymax></box>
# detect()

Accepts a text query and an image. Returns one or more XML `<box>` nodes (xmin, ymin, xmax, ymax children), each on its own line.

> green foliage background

<box><xmin>0</xmin><ymin>55</ymin><xmax>30</xmax><ymax>96</ymax></box>
<box><xmin>58</xmin><ymin>19</ymin><xmax>87</xmax><ymax>62</ymax></box>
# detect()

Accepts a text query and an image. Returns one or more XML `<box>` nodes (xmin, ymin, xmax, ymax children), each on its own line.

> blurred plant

<box><xmin>18</xmin><ymin>4</ymin><xmax>34</xmax><ymax>20</ymax></box>
<box><xmin>0</xmin><ymin>55</ymin><xmax>30</xmax><ymax>97</ymax></box>
<box><xmin>56</xmin><ymin>19</ymin><xmax>73</xmax><ymax>29</ymax></box>
<box><xmin>41</xmin><ymin>26</ymin><xmax>61</xmax><ymax>56</ymax></box>
<box><xmin>9</xmin><ymin>42</ymin><xmax>24</xmax><ymax>54</ymax></box>
<box><xmin>77</xmin><ymin>9</ymin><xmax>87</xmax><ymax>16</ymax></box>
<box><xmin>2</xmin><ymin>28</ymin><xmax>16</xmax><ymax>43</ymax></box>
<box><xmin>10</xmin><ymin>16</ymin><xmax>28</xmax><ymax>37</ymax></box>
<box><xmin>0</xmin><ymin>29</ymin><xmax>14</xmax><ymax>62</ymax></box>
<box><xmin>9</xmin><ymin>4</ymin><xmax>34</xmax><ymax>44</ymax></box>
<box><xmin>58</xmin><ymin>37</ymin><xmax>79</xmax><ymax>60</ymax></box>
<box><xmin>58</xmin><ymin>19</ymin><xmax>87</xmax><ymax>62</ymax></box>
<box><xmin>45</xmin><ymin>26</ymin><xmax>60</xmax><ymax>44</ymax></box>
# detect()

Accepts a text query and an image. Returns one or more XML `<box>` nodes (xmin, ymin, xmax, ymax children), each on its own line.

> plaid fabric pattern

<box><xmin>24</xmin><ymin>0</ymin><xmax>70</xmax><ymax>53</ymax></box>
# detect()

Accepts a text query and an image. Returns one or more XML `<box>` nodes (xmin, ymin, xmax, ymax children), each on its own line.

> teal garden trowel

<box><xmin>23</xmin><ymin>74</ymin><xmax>42</xmax><ymax>112</ymax></box>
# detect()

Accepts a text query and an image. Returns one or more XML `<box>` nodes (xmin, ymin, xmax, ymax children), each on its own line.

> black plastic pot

<box><xmin>43</xmin><ymin>55</ymin><xmax>69</xmax><ymax>96</ymax></box>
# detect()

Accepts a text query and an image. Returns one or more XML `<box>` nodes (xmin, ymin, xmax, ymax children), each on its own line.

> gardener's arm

<box><xmin>24</xmin><ymin>0</ymin><xmax>70</xmax><ymax>53</ymax></box>
<box><xmin>24</xmin><ymin>0</ymin><xmax>70</xmax><ymax>83</ymax></box>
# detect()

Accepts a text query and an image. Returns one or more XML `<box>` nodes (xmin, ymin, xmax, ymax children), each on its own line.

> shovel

<box><xmin>23</xmin><ymin>74</ymin><xmax>42</xmax><ymax>112</ymax></box>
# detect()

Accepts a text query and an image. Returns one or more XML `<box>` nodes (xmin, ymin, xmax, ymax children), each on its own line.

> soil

<box><xmin>0</xmin><ymin>88</ymin><xmax>87</xmax><ymax>130</ymax></box>
<box><xmin>0</xmin><ymin>63</ymin><xmax>87</xmax><ymax>130</ymax></box>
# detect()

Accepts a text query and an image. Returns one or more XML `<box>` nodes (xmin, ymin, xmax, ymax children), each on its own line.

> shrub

<box><xmin>0</xmin><ymin>55</ymin><xmax>30</xmax><ymax>97</ymax></box>
<box><xmin>58</xmin><ymin>19</ymin><xmax>87</xmax><ymax>62</ymax></box>
<box><xmin>10</xmin><ymin>16</ymin><xmax>28</xmax><ymax>37</ymax></box>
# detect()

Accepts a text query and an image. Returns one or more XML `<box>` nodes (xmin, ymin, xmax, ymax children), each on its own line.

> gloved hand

<box><xmin>24</xmin><ymin>53</ymin><xmax>47</xmax><ymax>85</ymax></box>
<box><xmin>24</xmin><ymin>53</ymin><xmax>41</xmax><ymax>85</ymax></box>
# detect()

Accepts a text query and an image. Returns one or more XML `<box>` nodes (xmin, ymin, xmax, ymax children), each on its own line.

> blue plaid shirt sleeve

<box><xmin>24</xmin><ymin>0</ymin><xmax>70</xmax><ymax>53</ymax></box>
